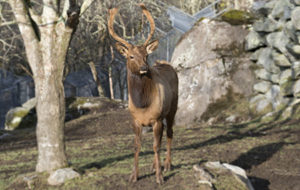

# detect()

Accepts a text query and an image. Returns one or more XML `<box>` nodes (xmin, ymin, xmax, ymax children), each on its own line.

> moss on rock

<box><xmin>5</xmin><ymin>108</ymin><xmax>30</xmax><ymax>130</ymax></box>
<box><xmin>221</xmin><ymin>9</ymin><xmax>256</xmax><ymax>25</ymax></box>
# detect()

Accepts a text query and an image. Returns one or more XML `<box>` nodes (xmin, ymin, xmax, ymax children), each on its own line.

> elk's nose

<box><xmin>140</xmin><ymin>65</ymin><xmax>148</xmax><ymax>75</ymax></box>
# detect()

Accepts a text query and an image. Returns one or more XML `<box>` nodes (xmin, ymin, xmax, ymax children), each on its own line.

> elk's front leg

<box><xmin>153</xmin><ymin>120</ymin><xmax>164</xmax><ymax>184</ymax></box>
<box><xmin>129</xmin><ymin>120</ymin><xmax>142</xmax><ymax>183</ymax></box>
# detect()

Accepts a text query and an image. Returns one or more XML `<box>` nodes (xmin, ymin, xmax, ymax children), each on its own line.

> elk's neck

<box><xmin>127</xmin><ymin>70</ymin><xmax>155</xmax><ymax>108</ymax></box>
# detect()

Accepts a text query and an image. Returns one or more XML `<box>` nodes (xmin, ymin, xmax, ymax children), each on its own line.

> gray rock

<box><xmin>222</xmin><ymin>163</ymin><xmax>255</xmax><ymax>190</ymax></box>
<box><xmin>48</xmin><ymin>168</ymin><xmax>80</xmax><ymax>186</ymax></box>
<box><xmin>250</xmin><ymin>94</ymin><xmax>273</xmax><ymax>114</ymax></box>
<box><xmin>5</xmin><ymin>107</ymin><xmax>30</xmax><ymax>131</ymax></box>
<box><xmin>250</xmin><ymin>94</ymin><xmax>266</xmax><ymax>105</ymax></box>
<box><xmin>257</xmin><ymin>48</ymin><xmax>280</xmax><ymax>74</ymax></box>
<box><xmin>193</xmin><ymin>164</ymin><xmax>215</xmax><ymax>188</ymax></box>
<box><xmin>22</xmin><ymin>98</ymin><xmax>36</xmax><ymax>110</ymax></box>
<box><xmin>284</xmin><ymin>21</ymin><xmax>298</xmax><ymax>42</ymax></box>
<box><xmin>281</xmin><ymin>79</ymin><xmax>294</xmax><ymax>96</ymax></box>
<box><xmin>255</xmin><ymin>69</ymin><xmax>280</xmax><ymax>83</ymax></box>
<box><xmin>279</xmin><ymin>69</ymin><xmax>292</xmax><ymax>85</ymax></box>
<box><xmin>266</xmin><ymin>31</ymin><xmax>290</xmax><ymax>54</ymax></box>
<box><xmin>293</xmin><ymin>79</ymin><xmax>300</xmax><ymax>97</ymax></box>
<box><xmin>245</xmin><ymin>30</ymin><xmax>265</xmax><ymax>51</ymax></box>
<box><xmin>250</xmin><ymin>48</ymin><xmax>264</xmax><ymax>61</ymax></box>
<box><xmin>264</xmin><ymin>0</ymin><xmax>277</xmax><ymax>10</ymax></box>
<box><xmin>204</xmin><ymin>162</ymin><xmax>254</xmax><ymax>190</ymax></box>
<box><xmin>253</xmin><ymin>81</ymin><xmax>272</xmax><ymax>93</ymax></box>
<box><xmin>272</xmin><ymin>52</ymin><xmax>291</xmax><ymax>67</ymax></box>
<box><xmin>225</xmin><ymin>115</ymin><xmax>238</xmax><ymax>123</ymax></box>
<box><xmin>294</xmin><ymin>0</ymin><xmax>300</xmax><ymax>5</ymax></box>
<box><xmin>256</xmin><ymin>98</ymin><xmax>273</xmax><ymax>113</ymax></box>
<box><xmin>253</xmin><ymin>18</ymin><xmax>280</xmax><ymax>32</ymax></box>
<box><xmin>291</xmin><ymin>7</ymin><xmax>300</xmax><ymax>30</ymax></box>
<box><xmin>171</xmin><ymin>19</ymin><xmax>253</xmax><ymax>125</ymax></box>
<box><xmin>265</xmin><ymin>85</ymin><xmax>282</xmax><ymax>110</ymax></box>
<box><xmin>23</xmin><ymin>174</ymin><xmax>37</xmax><ymax>189</ymax></box>
<box><xmin>271</xmin><ymin>0</ymin><xmax>294</xmax><ymax>20</ymax></box>
<box><xmin>292</xmin><ymin>61</ymin><xmax>300</xmax><ymax>78</ymax></box>
<box><xmin>286</xmin><ymin>44</ymin><xmax>300</xmax><ymax>59</ymax></box>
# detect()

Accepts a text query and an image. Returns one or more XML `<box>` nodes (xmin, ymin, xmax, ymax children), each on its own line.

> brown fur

<box><xmin>108</xmin><ymin>4</ymin><xmax>178</xmax><ymax>184</ymax></box>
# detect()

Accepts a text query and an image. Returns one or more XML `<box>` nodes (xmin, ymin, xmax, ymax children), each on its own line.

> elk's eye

<box><xmin>129</xmin><ymin>55</ymin><xmax>134</xmax><ymax>59</ymax></box>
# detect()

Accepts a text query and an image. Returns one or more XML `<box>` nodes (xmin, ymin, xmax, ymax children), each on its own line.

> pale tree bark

<box><xmin>8</xmin><ymin>0</ymin><xmax>85</xmax><ymax>172</ymax></box>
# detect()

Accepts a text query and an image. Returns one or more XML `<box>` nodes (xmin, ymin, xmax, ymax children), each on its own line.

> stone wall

<box><xmin>246</xmin><ymin>0</ymin><xmax>300</xmax><ymax>116</ymax></box>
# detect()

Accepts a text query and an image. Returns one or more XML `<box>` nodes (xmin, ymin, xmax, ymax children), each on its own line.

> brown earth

<box><xmin>0</xmin><ymin>99</ymin><xmax>300</xmax><ymax>190</ymax></box>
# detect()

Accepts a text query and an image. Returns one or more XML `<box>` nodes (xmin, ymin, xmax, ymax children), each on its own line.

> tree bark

<box><xmin>9</xmin><ymin>0</ymin><xmax>80</xmax><ymax>172</ymax></box>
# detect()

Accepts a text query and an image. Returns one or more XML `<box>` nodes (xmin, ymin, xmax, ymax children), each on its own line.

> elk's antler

<box><xmin>139</xmin><ymin>3</ymin><xmax>155</xmax><ymax>46</ymax></box>
<box><xmin>108</xmin><ymin>8</ymin><xmax>130</xmax><ymax>47</ymax></box>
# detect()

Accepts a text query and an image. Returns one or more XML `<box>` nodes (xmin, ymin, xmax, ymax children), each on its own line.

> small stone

<box><xmin>281</xmin><ymin>79</ymin><xmax>294</xmax><ymax>96</ymax></box>
<box><xmin>253</xmin><ymin>18</ymin><xmax>279</xmax><ymax>32</ymax></box>
<box><xmin>294</xmin><ymin>0</ymin><xmax>300</xmax><ymax>5</ymax></box>
<box><xmin>257</xmin><ymin>48</ymin><xmax>280</xmax><ymax>74</ymax></box>
<box><xmin>245</xmin><ymin>30</ymin><xmax>265</xmax><ymax>51</ymax></box>
<box><xmin>265</xmin><ymin>85</ymin><xmax>281</xmax><ymax>110</ymax></box>
<box><xmin>250</xmin><ymin>48</ymin><xmax>264</xmax><ymax>61</ymax></box>
<box><xmin>293</xmin><ymin>79</ymin><xmax>300</xmax><ymax>98</ymax></box>
<box><xmin>279</xmin><ymin>69</ymin><xmax>292</xmax><ymax>85</ymax></box>
<box><xmin>271</xmin><ymin>0</ymin><xmax>294</xmax><ymax>20</ymax></box>
<box><xmin>291</xmin><ymin>7</ymin><xmax>300</xmax><ymax>30</ymax></box>
<box><xmin>266</xmin><ymin>31</ymin><xmax>290</xmax><ymax>54</ymax></box>
<box><xmin>48</xmin><ymin>168</ymin><xmax>80</xmax><ymax>186</ymax></box>
<box><xmin>286</xmin><ymin>44</ymin><xmax>300</xmax><ymax>59</ymax></box>
<box><xmin>254</xmin><ymin>69</ymin><xmax>280</xmax><ymax>83</ymax></box>
<box><xmin>253</xmin><ymin>81</ymin><xmax>272</xmax><ymax>93</ymax></box>
<box><xmin>256</xmin><ymin>98</ymin><xmax>273</xmax><ymax>114</ymax></box>
<box><xmin>225</xmin><ymin>115</ymin><xmax>238</xmax><ymax>123</ymax></box>
<box><xmin>292</xmin><ymin>62</ymin><xmax>300</xmax><ymax>78</ymax></box>
<box><xmin>250</xmin><ymin>94</ymin><xmax>273</xmax><ymax>114</ymax></box>
<box><xmin>272</xmin><ymin>52</ymin><xmax>291</xmax><ymax>67</ymax></box>
<box><xmin>284</xmin><ymin>21</ymin><xmax>297</xmax><ymax>42</ymax></box>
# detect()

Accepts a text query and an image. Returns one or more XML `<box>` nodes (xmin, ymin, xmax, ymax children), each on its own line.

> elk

<box><xmin>108</xmin><ymin>4</ymin><xmax>178</xmax><ymax>184</ymax></box>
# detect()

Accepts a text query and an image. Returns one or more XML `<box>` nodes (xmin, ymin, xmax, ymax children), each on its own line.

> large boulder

<box><xmin>171</xmin><ymin>19</ymin><xmax>255</xmax><ymax>125</ymax></box>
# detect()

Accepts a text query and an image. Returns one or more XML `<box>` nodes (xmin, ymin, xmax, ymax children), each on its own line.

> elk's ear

<box><xmin>115</xmin><ymin>42</ymin><xmax>128</xmax><ymax>57</ymax></box>
<box><xmin>146</xmin><ymin>40</ymin><xmax>159</xmax><ymax>54</ymax></box>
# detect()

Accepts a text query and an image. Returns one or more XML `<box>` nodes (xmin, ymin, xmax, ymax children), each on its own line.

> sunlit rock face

<box><xmin>171</xmin><ymin>19</ymin><xmax>255</xmax><ymax>125</ymax></box>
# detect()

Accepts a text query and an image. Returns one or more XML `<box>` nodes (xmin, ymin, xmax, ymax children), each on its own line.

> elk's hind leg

<box><xmin>153</xmin><ymin>120</ymin><xmax>164</xmax><ymax>184</ymax></box>
<box><xmin>164</xmin><ymin>111</ymin><xmax>175</xmax><ymax>172</ymax></box>
<box><xmin>129</xmin><ymin>120</ymin><xmax>142</xmax><ymax>183</ymax></box>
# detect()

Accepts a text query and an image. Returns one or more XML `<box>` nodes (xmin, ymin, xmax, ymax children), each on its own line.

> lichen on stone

<box><xmin>221</xmin><ymin>9</ymin><xmax>256</xmax><ymax>25</ymax></box>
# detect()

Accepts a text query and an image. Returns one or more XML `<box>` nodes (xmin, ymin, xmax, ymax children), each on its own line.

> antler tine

<box><xmin>108</xmin><ymin>8</ymin><xmax>130</xmax><ymax>47</ymax></box>
<box><xmin>139</xmin><ymin>3</ymin><xmax>155</xmax><ymax>46</ymax></box>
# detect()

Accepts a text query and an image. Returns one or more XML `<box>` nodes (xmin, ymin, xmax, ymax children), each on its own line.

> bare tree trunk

<box><xmin>109</xmin><ymin>46</ymin><xmax>114</xmax><ymax>99</ymax></box>
<box><xmin>88</xmin><ymin>61</ymin><xmax>104</xmax><ymax>96</ymax></box>
<box><xmin>9</xmin><ymin>0</ymin><xmax>81</xmax><ymax>172</ymax></box>
<box><xmin>35</xmin><ymin>73</ymin><xmax>67</xmax><ymax>171</ymax></box>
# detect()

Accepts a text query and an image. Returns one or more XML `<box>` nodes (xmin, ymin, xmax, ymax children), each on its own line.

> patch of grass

<box><xmin>1</xmin><ymin>99</ymin><xmax>300</xmax><ymax>189</ymax></box>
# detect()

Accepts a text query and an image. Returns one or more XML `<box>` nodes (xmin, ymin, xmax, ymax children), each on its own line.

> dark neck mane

<box><xmin>127</xmin><ymin>70</ymin><xmax>154</xmax><ymax>108</ymax></box>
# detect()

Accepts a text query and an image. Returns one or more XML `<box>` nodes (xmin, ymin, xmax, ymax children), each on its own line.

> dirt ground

<box><xmin>0</xmin><ymin>100</ymin><xmax>300</xmax><ymax>190</ymax></box>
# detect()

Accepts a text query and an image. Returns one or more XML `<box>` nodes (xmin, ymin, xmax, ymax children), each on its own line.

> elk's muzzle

<box><xmin>140</xmin><ymin>65</ymin><xmax>149</xmax><ymax>75</ymax></box>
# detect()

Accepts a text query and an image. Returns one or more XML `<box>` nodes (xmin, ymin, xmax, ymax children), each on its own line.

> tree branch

<box><xmin>8</xmin><ymin>0</ymin><xmax>42</xmax><ymax>76</ymax></box>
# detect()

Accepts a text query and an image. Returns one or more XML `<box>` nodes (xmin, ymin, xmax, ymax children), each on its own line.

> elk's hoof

<box><xmin>129</xmin><ymin>171</ymin><xmax>138</xmax><ymax>183</ymax></box>
<box><xmin>156</xmin><ymin>173</ymin><xmax>164</xmax><ymax>185</ymax></box>
<box><xmin>164</xmin><ymin>161</ymin><xmax>172</xmax><ymax>172</ymax></box>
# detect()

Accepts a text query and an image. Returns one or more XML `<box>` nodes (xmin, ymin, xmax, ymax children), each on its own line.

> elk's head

<box><xmin>108</xmin><ymin>4</ymin><xmax>158</xmax><ymax>75</ymax></box>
